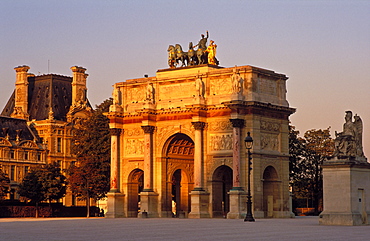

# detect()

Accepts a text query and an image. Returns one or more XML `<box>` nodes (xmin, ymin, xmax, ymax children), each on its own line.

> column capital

<box><xmin>110</xmin><ymin>128</ymin><xmax>123</xmax><ymax>136</ymax></box>
<box><xmin>229</xmin><ymin>118</ymin><xmax>245</xmax><ymax>128</ymax></box>
<box><xmin>191</xmin><ymin>121</ymin><xmax>206</xmax><ymax>130</ymax></box>
<box><xmin>141</xmin><ymin>125</ymin><xmax>155</xmax><ymax>134</ymax></box>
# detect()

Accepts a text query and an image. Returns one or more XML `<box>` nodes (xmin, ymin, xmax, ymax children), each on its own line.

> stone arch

<box><xmin>127</xmin><ymin>168</ymin><xmax>144</xmax><ymax>217</ymax></box>
<box><xmin>162</xmin><ymin>133</ymin><xmax>194</xmax><ymax>217</ymax></box>
<box><xmin>262</xmin><ymin>165</ymin><xmax>280</xmax><ymax>218</ymax></box>
<box><xmin>211</xmin><ymin>165</ymin><xmax>233</xmax><ymax>218</ymax></box>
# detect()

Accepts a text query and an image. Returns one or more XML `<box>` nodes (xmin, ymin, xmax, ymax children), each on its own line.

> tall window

<box><xmin>24</xmin><ymin>166</ymin><xmax>29</xmax><ymax>175</ymax></box>
<box><xmin>9</xmin><ymin>150</ymin><xmax>14</xmax><ymax>159</ymax></box>
<box><xmin>10</xmin><ymin>165</ymin><xmax>15</xmax><ymax>181</ymax></box>
<box><xmin>24</xmin><ymin>151</ymin><xmax>29</xmax><ymax>160</ymax></box>
<box><xmin>37</xmin><ymin>152</ymin><xmax>41</xmax><ymax>161</ymax></box>
<box><xmin>57</xmin><ymin>138</ymin><xmax>62</xmax><ymax>152</ymax></box>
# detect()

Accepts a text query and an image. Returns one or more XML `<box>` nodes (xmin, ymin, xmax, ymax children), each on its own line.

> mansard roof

<box><xmin>1</xmin><ymin>74</ymin><xmax>92</xmax><ymax>121</ymax></box>
<box><xmin>0</xmin><ymin>115</ymin><xmax>36</xmax><ymax>142</ymax></box>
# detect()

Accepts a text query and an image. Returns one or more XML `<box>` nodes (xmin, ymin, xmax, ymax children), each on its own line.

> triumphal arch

<box><xmin>105</xmin><ymin>37</ymin><xmax>295</xmax><ymax>219</ymax></box>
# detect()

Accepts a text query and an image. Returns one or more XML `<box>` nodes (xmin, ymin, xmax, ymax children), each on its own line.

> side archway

<box><xmin>263</xmin><ymin>166</ymin><xmax>280</xmax><ymax>218</ymax></box>
<box><xmin>127</xmin><ymin>169</ymin><xmax>144</xmax><ymax>217</ymax></box>
<box><xmin>212</xmin><ymin>165</ymin><xmax>233</xmax><ymax>218</ymax></box>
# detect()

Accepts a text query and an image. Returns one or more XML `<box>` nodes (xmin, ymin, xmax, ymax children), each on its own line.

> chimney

<box><xmin>70</xmin><ymin>66</ymin><xmax>88</xmax><ymax>106</ymax></box>
<box><xmin>12</xmin><ymin>65</ymin><xmax>31</xmax><ymax>119</ymax></box>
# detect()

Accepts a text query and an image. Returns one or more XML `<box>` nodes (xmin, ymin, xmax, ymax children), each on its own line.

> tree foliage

<box><xmin>289</xmin><ymin>125</ymin><xmax>334</xmax><ymax>215</ymax></box>
<box><xmin>68</xmin><ymin>98</ymin><xmax>112</xmax><ymax>217</ymax></box>
<box><xmin>0</xmin><ymin>168</ymin><xmax>10</xmax><ymax>200</ymax></box>
<box><xmin>18</xmin><ymin>162</ymin><xmax>67</xmax><ymax>217</ymax></box>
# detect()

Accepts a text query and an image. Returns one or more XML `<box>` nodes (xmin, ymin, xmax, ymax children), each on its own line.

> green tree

<box><xmin>68</xmin><ymin>98</ymin><xmax>112</xmax><ymax>217</ymax></box>
<box><xmin>40</xmin><ymin>162</ymin><xmax>67</xmax><ymax>205</ymax></box>
<box><xmin>18</xmin><ymin>167</ymin><xmax>45</xmax><ymax>218</ymax></box>
<box><xmin>0</xmin><ymin>169</ymin><xmax>10</xmax><ymax>200</ymax></box>
<box><xmin>303</xmin><ymin>128</ymin><xmax>334</xmax><ymax>214</ymax></box>
<box><xmin>289</xmin><ymin>126</ymin><xmax>334</xmax><ymax>215</ymax></box>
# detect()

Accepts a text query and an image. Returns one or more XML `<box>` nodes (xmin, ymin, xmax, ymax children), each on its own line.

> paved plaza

<box><xmin>0</xmin><ymin>216</ymin><xmax>369</xmax><ymax>241</ymax></box>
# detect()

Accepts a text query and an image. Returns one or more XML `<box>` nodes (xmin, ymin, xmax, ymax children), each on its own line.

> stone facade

<box><xmin>0</xmin><ymin>116</ymin><xmax>47</xmax><ymax>199</ymax></box>
<box><xmin>1</xmin><ymin>65</ymin><xmax>92</xmax><ymax>205</ymax></box>
<box><xmin>106</xmin><ymin>64</ymin><xmax>295</xmax><ymax>218</ymax></box>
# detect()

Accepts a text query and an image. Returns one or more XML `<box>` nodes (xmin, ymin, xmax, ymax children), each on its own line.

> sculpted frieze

<box><xmin>260</xmin><ymin>120</ymin><xmax>280</xmax><ymax>132</ymax></box>
<box><xmin>125</xmin><ymin>138</ymin><xmax>144</xmax><ymax>155</ymax></box>
<box><xmin>210</xmin><ymin>77</ymin><xmax>231</xmax><ymax>95</ymax></box>
<box><xmin>125</xmin><ymin>128</ymin><xmax>143</xmax><ymax>137</ymax></box>
<box><xmin>126</xmin><ymin>86</ymin><xmax>145</xmax><ymax>103</ymax></box>
<box><xmin>209</xmin><ymin>134</ymin><xmax>233</xmax><ymax>151</ymax></box>
<box><xmin>159</xmin><ymin>82</ymin><xmax>193</xmax><ymax>100</ymax></box>
<box><xmin>260</xmin><ymin>133</ymin><xmax>279</xmax><ymax>151</ymax></box>
<box><xmin>208</xmin><ymin>120</ymin><xmax>232</xmax><ymax>131</ymax></box>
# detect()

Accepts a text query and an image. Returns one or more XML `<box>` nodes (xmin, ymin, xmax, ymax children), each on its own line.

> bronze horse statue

<box><xmin>187</xmin><ymin>42</ymin><xmax>197</xmax><ymax>66</ymax></box>
<box><xmin>167</xmin><ymin>45</ymin><xmax>176</xmax><ymax>68</ymax></box>
<box><xmin>175</xmin><ymin>44</ymin><xmax>188</xmax><ymax>67</ymax></box>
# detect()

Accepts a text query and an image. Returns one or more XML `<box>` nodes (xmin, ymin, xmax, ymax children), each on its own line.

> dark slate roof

<box><xmin>0</xmin><ymin>115</ymin><xmax>36</xmax><ymax>141</ymax></box>
<box><xmin>1</xmin><ymin>74</ymin><xmax>92</xmax><ymax>121</ymax></box>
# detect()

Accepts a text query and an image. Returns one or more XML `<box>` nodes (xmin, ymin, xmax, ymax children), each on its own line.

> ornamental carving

<box><xmin>208</xmin><ymin>121</ymin><xmax>232</xmax><ymax>131</ymax></box>
<box><xmin>19</xmin><ymin>141</ymin><xmax>37</xmax><ymax>148</ymax></box>
<box><xmin>141</xmin><ymin>125</ymin><xmax>155</xmax><ymax>134</ymax></box>
<box><xmin>126</xmin><ymin>86</ymin><xmax>145</xmax><ymax>104</ymax></box>
<box><xmin>125</xmin><ymin>128</ymin><xmax>143</xmax><ymax>137</ymax></box>
<box><xmin>158</xmin><ymin>82</ymin><xmax>193</xmax><ymax>100</ymax></box>
<box><xmin>110</xmin><ymin>128</ymin><xmax>122</xmax><ymax>136</ymax></box>
<box><xmin>210</xmin><ymin>77</ymin><xmax>231</xmax><ymax>95</ymax></box>
<box><xmin>210</xmin><ymin>134</ymin><xmax>233</xmax><ymax>151</ymax></box>
<box><xmin>191</xmin><ymin>122</ymin><xmax>206</xmax><ymax>130</ymax></box>
<box><xmin>260</xmin><ymin>133</ymin><xmax>279</xmax><ymax>151</ymax></box>
<box><xmin>0</xmin><ymin>138</ymin><xmax>12</xmax><ymax>146</ymax></box>
<box><xmin>260</xmin><ymin>121</ymin><xmax>280</xmax><ymax>132</ymax></box>
<box><xmin>125</xmin><ymin>139</ymin><xmax>144</xmax><ymax>155</ymax></box>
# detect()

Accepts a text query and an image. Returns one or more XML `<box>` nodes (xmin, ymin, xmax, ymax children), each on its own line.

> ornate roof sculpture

<box><xmin>168</xmin><ymin>31</ymin><xmax>219</xmax><ymax>68</ymax></box>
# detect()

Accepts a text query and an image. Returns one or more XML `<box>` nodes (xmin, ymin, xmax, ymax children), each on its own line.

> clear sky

<box><xmin>1</xmin><ymin>0</ymin><xmax>369</xmax><ymax>156</ymax></box>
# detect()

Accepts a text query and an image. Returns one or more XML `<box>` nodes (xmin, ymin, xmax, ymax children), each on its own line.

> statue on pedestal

<box><xmin>333</xmin><ymin>111</ymin><xmax>366</xmax><ymax>161</ymax></box>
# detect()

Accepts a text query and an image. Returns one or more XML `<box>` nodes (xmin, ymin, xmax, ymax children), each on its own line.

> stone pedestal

<box><xmin>188</xmin><ymin>190</ymin><xmax>210</xmax><ymax>218</ymax></box>
<box><xmin>105</xmin><ymin>192</ymin><xmax>125</xmax><ymax>218</ymax></box>
<box><xmin>227</xmin><ymin>189</ymin><xmax>247</xmax><ymax>219</ymax></box>
<box><xmin>319</xmin><ymin>159</ymin><xmax>370</xmax><ymax>225</ymax></box>
<box><xmin>138</xmin><ymin>191</ymin><xmax>159</xmax><ymax>218</ymax></box>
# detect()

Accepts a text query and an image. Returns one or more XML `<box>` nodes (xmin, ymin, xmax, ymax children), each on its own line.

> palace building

<box><xmin>105</xmin><ymin>64</ymin><xmax>295</xmax><ymax>218</ymax></box>
<box><xmin>1</xmin><ymin>65</ymin><xmax>92</xmax><ymax>205</ymax></box>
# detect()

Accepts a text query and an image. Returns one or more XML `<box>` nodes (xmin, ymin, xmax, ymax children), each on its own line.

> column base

<box><xmin>138</xmin><ymin>191</ymin><xmax>159</xmax><ymax>218</ymax></box>
<box><xmin>319</xmin><ymin>211</ymin><xmax>369</xmax><ymax>226</ymax></box>
<box><xmin>188</xmin><ymin>190</ymin><xmax>210</xmax><ymax>218</ymax></box>
<box><xmin>105</xmin><ymin>192</ymin><xmax>125</xmax><ymax>218</ymax></box>
<box><xmin>227</xmin><ymin>189</ymin><xmax>247</xmax><ymax>219</ymax></box>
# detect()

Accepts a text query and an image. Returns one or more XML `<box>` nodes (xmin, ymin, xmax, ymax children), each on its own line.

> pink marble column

<box><xmin>191</xmin><ymin>121</ymin><xmax>205</xmax><ymax>190</ymax></box>
<box><xmin>141</xmin><ymin>125</ymin><xmax>155</xmax><ymax>191</ymax></box>
<box><xmin>229</xmin><ymin>119</ymin><xmax>245</xmax><ymax>189</ymax></box>
<box><xmin>110</xmin><ymin>128</ymin><xmax>122</xmax><ymax>192</ymax></box>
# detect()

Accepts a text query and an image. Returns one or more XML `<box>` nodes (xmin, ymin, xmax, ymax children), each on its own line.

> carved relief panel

<box><xmin>125</xmin><ymin>138</ymin><xmax>144</xmax><ymax>156</ymax></box>
<box><xmin>210</xmin><ymin>77</ymin><xmax>231</xmax><ymax>95</ymax></box>
<box><xmin>158</xmin><ymin>82</ymin><xmax>194</xmax><ymax>100</ymax></box>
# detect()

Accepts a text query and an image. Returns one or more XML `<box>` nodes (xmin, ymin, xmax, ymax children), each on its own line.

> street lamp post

<box><xmin>244</xmin><ymin>132</ymin><xmax>255</xmax><ymax>222</ymax></box>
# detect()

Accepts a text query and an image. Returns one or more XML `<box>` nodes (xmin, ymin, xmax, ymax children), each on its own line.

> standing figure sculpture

<box><xmin>333</xmin><ymin>111</ymin><xmax>365</xmax><ymax>160</ymax></box>
<box><xmin>145</xmin><ymin>82</ymin><xmax>155</xmax><ymax>103</ymax></box>
<box><xmin>195</xmin><ymin>74</ymin><xmax>204</xmax><ymax>98</ymax></box>
<box><xmin>231</xmin><ymin>67</ymin><xmax>243</xmax><ymax>94</ymax></box>
<box><xmin>194</xmin><ymin>31</ymin><xmax>209</xmax><ymax>64</ymax></box>
<box><xmin>206</xmin><ymin>40</ymin><xmax>218</xmax><ymax>65</ymax></box>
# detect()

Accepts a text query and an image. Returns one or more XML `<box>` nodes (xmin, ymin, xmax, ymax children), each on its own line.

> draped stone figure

<box><xmin>333</xmin><ymin>111</ymin><xmax>366</xmax><ymax>161</ymax></box>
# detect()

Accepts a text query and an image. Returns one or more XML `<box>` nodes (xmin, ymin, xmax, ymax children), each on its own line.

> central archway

<box><xmin>163</xmin><ymin>133</ymin><xmax>194</xmax><ymax>217</ymax></box>
<box><xmin>127</xmin><ymin>169</ymin><xmax>144</xmax><ymax>217</ymax></box>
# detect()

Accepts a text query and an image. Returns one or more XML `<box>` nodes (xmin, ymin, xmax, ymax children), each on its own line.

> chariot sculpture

<box><xmin>168</xmin><ymin>31</ymin><xmax>219</xmax><ymax>68</ymax></box>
